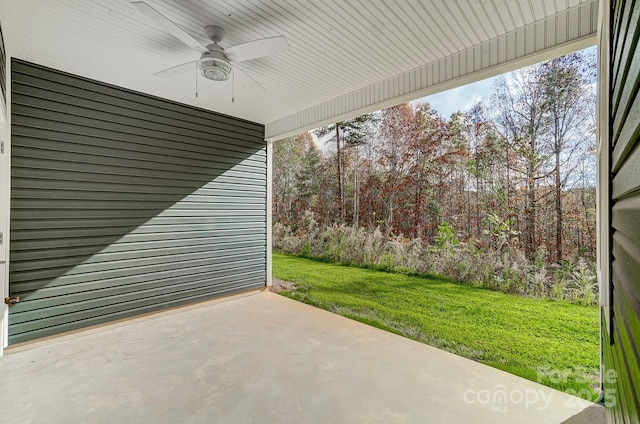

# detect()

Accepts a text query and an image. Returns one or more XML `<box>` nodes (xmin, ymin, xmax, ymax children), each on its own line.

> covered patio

<box><xmin>0</xmin><ymin>0</ymin><xmax>637</xmax><ymax>422</ymax></box>
<box><xmin>0</xmin><ymin>0</ymin><xmax>600</xmax><ymax>352</ymax></box>
<box><xmin>0</xmin><ymin>291</ymin><xmax>604</xmax><ymax>423</ymax></box>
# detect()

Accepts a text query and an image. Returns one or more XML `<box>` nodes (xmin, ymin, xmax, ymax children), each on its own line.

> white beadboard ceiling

<box><xmin>0</xmin><ymin>0</ymin><xmax>598</xmax><ymax>140</ymax></box>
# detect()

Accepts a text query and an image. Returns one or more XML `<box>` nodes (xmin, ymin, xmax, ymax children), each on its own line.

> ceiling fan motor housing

<box><xmin>204</xmin><ymin>25</ymin><xmax>225</xmax><ymax>43</ymax></box>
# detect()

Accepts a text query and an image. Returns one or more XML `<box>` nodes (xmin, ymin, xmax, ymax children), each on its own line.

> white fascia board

<box><xmin>265</xmin><ymin>140</ymin><xmax>273</xmax><ymax>287</ymax></box>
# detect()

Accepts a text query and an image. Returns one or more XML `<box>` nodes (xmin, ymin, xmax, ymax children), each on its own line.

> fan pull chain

<box><xmin>232</xmin><ymin>70</ymin><xmax>235</xmax><ymax>103</ymax></box>
<box><xmin>195</xmin><ymin>62</ymin><xmax>199</xmax><ymax>98</ymax></box>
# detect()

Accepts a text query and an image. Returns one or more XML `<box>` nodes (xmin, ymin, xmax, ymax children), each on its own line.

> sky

<box><xmin>411</xmin><ymin>76</ymin><xmax>497</xmax><ymax>119</ymax></box>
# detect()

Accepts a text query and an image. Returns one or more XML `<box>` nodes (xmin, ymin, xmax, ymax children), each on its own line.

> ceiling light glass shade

<box><xmin>199</xmin><ymin>56</ymin><xmax>232</xmax><ymax>81</ymax></box>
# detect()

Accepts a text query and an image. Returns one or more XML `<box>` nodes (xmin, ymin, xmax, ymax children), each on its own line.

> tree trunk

<box><xmin>555</xmin><ymin>150</ymin><xmax>563</xmax><ymax>263</ymax></box>
<box><xmin>414</xmin><ymin>163</ymin><xmax>424</xmax><ymax>239</ymax></box>
<box><xmin>335</xmin><ymin>125</ymin><xmax>344</xmax><ymax>222</ymax></box>
<box><xmin>386</xmin><ymin>193</ymin><xmax>395</xmax><ymax>235</ymax></box>
<box><xmin>505</xmin><ymin>143</ymin><xmax>512</xmax><ymax>243</ymax></box>
<box><xmin>475</xmin><ymin>164</ymin><xmax>481</xmax><ymax>240</ymax></box>
<box><xmin>464</xmin><ymin>170</ymin><xmax>471</xmax><ymax>240</ymax></box>
<box><xmin>353</xmin><ymin>144</ymin><xmax>359</xmax><ymax>227</ymax></box>
<box><xmin>525</xmin><ymin>161</ymin><xmax>536</xmax><ymax>259</ymax></box>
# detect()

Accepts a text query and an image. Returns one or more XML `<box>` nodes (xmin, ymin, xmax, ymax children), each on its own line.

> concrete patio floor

<box><xmin>0</xmin><ymin>290</ymin><xmax>604</xmax><ymax>423</ymax></box>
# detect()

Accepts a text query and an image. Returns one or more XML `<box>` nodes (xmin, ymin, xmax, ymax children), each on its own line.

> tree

<box><xmin>295</xmin><ymin>133</ymin><xmax>323</xmax><ymax>220</ymax></box>
<box><xmin>406</xmin><ymin>103</ymin><xmax>449</xmax><ymax>240</ymax></box>
<box><xmin>539</xmin><ymin>52</ymin><xmax>595</xmax><ymax>262</ymax></box>
<box><xmin>376</xmin><ymin>104</ymin><xmax>415</xmax><ymax>234</ymax></box>
<box><xmin>314</xmin><ymin>114</ymin><xmax>376</xmax><ymax>223</ymax></box>
<box><xmin>491</xmin><ymin>51</ymin><xmax>596</xmax><ymax>261</ymax></box>
<box><xmin>272</xmin><ymin>135</ymin><xmax>305</xmax><ymax>224</ymax></box>
<box><xmin>492</xmin><ymin>65</ymin><xmax>548</xmax><ymax>259</ymax></box>
<box><xmin>462</xmin><ymin>102</ymin><xmax>506</xmax><ymax>241</ymax></box>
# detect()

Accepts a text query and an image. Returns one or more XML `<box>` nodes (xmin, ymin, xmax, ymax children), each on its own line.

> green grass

<box><xmin>273</xmin><ymin>253</ymin><xmax>600</xmax><ymax>399</ymax></box>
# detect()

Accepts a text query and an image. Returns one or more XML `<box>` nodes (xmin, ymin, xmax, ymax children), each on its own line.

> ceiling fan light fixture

<box><xmin>199</xmin><ymin>55</ymin><xmax>231</xmax><ymax>81</ymax></box>
<box><xmin>132</xmin><ymin>1</ymin><xmax>289</xmax><ymax>91</ymax></box>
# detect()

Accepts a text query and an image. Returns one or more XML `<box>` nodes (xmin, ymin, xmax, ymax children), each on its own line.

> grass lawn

<box><xmin>273</xmin><ymin>253</ymin><xmax>600</xmax><ymax>400</ymax></box>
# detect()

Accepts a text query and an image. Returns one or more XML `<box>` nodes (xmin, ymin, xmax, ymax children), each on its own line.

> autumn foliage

<box><xmin>272</xmin><ymin>51</ymin><xmax>597</xmax><ymax>302</ymax></box>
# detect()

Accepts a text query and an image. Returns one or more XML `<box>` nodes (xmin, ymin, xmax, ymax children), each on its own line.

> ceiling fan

<box><xmin>131</xmin><ymin>1</ymin><xmax>289</xmax><ymax>92</ymax></box>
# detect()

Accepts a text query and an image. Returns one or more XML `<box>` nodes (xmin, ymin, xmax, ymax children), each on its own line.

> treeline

<box><xmin>273</xmin><ymin>50</ymin><xmax>596</xmax><ymax>266</ymax></box>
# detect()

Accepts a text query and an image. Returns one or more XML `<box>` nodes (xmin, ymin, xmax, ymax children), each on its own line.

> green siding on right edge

<box><xmin>607</xmin><ymin>1</ymin><xmax>640</xmax><ymax>423</ymax></box>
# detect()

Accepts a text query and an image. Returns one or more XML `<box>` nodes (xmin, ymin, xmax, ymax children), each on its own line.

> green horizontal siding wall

<box><xmin>606</xmin><ymin>1</ymin><xmax>640</xmax><ymax>422</ymax></box>
<box><xmin>9</xmin><ymin>59</ymin><xmax>267</xmax><ymax>344</ymax></box>
<box><xmin>0</xmin><ymin>25</ymin><xmax>5</xmax><ymax>105</ymax></box>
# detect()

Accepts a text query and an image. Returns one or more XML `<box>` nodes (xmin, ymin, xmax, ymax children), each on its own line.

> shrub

<box><xmin>435</xmin><ymin>222</ymin><xmax>459</xmax><ymax>250</ymax></box>
<box><xmin>566</xmin><ymin>259</ymin><xmax>598</xmax><ymax>305</ymax></box>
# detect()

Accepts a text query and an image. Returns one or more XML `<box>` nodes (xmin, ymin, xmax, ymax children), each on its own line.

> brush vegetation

<box><xmin>274</xmin><ymin>218</ymin><xmax>598</xmax><ymax>305</ymax></box>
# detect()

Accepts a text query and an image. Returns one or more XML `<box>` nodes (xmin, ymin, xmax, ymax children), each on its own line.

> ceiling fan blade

<box><xmin>131</xmin><ymin>1</ymin><xmax>209</xmax><ymax>54</ymax></box>
<box><xmin>233</xmin><ymin>66</ymin><xmax>265</xmax><ymax>94</ymax></box>
<box><xmin>154</xmin><ymin>61</ymin><xmax>198</xmax><ymax>78</ymax></box>
<box><xmin>225</xmin><ymin>36</ymin><xmax>289</xmax><ymax>62</ymax></box>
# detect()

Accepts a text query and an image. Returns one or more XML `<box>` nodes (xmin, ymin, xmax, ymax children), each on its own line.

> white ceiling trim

<box><xmin>265</xmin><ymin>0</ymin><xmax>598</xmax><ymax>141</ymax></box>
